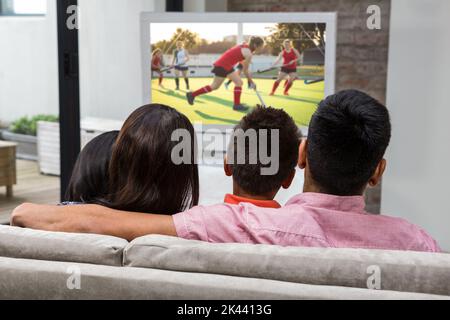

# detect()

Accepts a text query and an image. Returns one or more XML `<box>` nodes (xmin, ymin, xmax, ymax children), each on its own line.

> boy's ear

<box><xmin>298</xmin><ymin>139</ymin><xmax>307</xmax><ymax>169</ymax></box>
<box><xmin>369</xmin><ymin>159</ymin><xmax>387</xmax><ymax>187</ymax></box>
<box><xmin>281</xmin><ymin>169</ymin><xmax>296</xmax><ymax>190</ymax></box>
<box><xmin>224</xmin><ymin>155</ymin><xmax>233</xmax><ymax>177</ymax></box>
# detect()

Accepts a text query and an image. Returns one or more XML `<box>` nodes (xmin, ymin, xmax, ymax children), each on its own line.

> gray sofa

<box><xmin>0</xmin><ymin>225</ymin><xmax>449</xmax><ymax>300</ymax></box>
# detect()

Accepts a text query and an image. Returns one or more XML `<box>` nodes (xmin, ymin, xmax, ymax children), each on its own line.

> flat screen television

<box><xmin>141</xmin><ymin>12</ymin><xmax>336</xmax><ymax>130</ymax></box>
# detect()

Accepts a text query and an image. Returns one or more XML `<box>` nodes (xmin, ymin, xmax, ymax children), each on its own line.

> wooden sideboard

<box><xmin>0</xmin><ymin>141</ymin><xmax>17</xmax><ymax>197</ymax></box>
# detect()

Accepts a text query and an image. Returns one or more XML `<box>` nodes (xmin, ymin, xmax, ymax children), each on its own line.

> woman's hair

<box><xmin>283</xmin><ymin>39</ymin><xmax>292</xmax><ymax>47</ymax></box>
<box><xmin>249</xmin><ymin>36</ymin><xmax>265</xmax><ymax>51</ymax></box>
<box><xmin>152</xmin><ymin>48</ymin><xmax>162</xmax><ymax>56</ymax></box>
<box><xmin>65</xmin><ymin>131</ymin><xmax>119</xmax><ymax>203</ymax></box>
<box><xmin>107</xmin><ymin>104</ymin><xmax>199</xmax><ymax>215</ymax></box>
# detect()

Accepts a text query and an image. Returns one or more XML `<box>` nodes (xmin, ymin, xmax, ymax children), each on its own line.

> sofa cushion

<box><xmin>0</xmin><ymin>256</ymin><xmax>448</xmax><ymax>300</ymax></box>
<box><xmin>123</xmin><ymin>235</ymin><xmax>450</xmax><ymax>296</ymax></box>
<box><xmin>0</xmin><ymin>225</ymin><xmax>128</xmax><ymax>266</ymax></box>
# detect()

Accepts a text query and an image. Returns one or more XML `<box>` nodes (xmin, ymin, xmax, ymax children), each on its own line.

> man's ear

<box><xmin>369</xmin><ymin>159</ymin><xmax>387</xmax><ymax>187</ymax></box>
<box><xmin>281</xmin><ymin>169</ymin><xmax>296</xmax><ymax>190</ymax></box>
<box><xmin>224</xmin><ymin>155</ymin><xmax>233</xmax><ymax>177</ymax></box>
<box><xmin>298</xmin><ymin>139</ymin><xmax>307</xmax><ymax>169</ymax></box>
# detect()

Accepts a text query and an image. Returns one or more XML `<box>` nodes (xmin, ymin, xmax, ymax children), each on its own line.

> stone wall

<box><xmin>228</xmin><ymin>0</ymin><xmax>391</xmax><ymax>213</ymax></box>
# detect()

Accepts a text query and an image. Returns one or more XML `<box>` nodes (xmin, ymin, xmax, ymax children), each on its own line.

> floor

<box><xmin>0</xmin><ymin>160</ymin><xmax>59</xmax><ymax>224</ymax></box>
<box><xmin>0</xmin><ymin>160</ymin><xmax>304</xmax><ymax>224</ymax></box>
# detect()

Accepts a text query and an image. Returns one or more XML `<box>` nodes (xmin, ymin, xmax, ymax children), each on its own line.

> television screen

<box><xmin>142</xmin><ymin>13</ymin><xmax>336</xmax><ymax>128</ymax></box>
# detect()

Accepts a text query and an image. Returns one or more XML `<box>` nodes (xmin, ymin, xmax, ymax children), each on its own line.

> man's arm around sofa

<box><xmin>11</xmin><ymin>203</ymin><xmax>177</xmax><ymax>241</ymax></box>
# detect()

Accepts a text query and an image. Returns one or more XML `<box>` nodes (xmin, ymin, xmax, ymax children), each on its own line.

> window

<box><xmin>0</xmin><ymin>0</ymin><xmax>46</xmax><ymax>16</ymax></box>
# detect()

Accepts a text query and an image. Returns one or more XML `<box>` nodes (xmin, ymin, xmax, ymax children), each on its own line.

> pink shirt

<box><xmin>173</xmin><ymin>192</ymin><xmax>440</xmax><ymax>252</ymax></box>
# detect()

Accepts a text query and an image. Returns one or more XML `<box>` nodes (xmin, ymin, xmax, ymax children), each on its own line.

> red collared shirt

<box><xmin>223</xmin><ymin>194</ymin><xmax>281</xmax><ymax>208</ymax></box>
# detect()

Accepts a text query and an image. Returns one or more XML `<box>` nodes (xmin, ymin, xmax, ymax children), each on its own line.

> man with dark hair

<box><xmin>306</xmin><ymin>89</ymin><xmax>391</xmax><ymax>196</ymax></box>
<box><xmin>12</xmin><ymin>90</ymin><xmax>441</xmax><ymax>252</ymax></box>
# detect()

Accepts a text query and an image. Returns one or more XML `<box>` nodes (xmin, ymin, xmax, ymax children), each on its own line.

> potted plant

<box><xmin>1</xmin><ymin>115</ymin><xmax>58</xmax><ymax>161</ymax></box>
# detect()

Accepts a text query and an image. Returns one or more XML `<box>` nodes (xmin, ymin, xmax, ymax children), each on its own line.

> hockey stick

<box><xmin>304</xmin><ymin>78</ymin><xmax>324</xmax><ymax>85</ymax></box>
<box><xmin>160</xmin><ymin>66</ymin><xmax>175</xmax><ymax>73</ymax></box>
<box><xmin>254</xmin><ymin>88</ymin><xmax>267</xmax><ymax>108</ymax></box>
<box><xmin>256</xmin><ymin>66</ymin><xmax>277</xmax><ymax>74</ymax></box>
<box><xmin>257</xmin><ymin>60</ymin><xmax>300</xmax><ymax>74</ymax></box>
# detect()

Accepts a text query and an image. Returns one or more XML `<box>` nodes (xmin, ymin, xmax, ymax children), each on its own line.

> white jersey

<box><xmin>174</xmin><ymin>49</ymin><xmax>188</xmax><ymax>66</ymax></box>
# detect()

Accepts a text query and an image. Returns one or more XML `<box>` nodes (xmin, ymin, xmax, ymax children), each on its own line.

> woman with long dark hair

<box><xmin>65</xmin><ymin>104</ymin><xmax>199</xmax><ymax>215</ymax></box>
<box><xmin>106</xmin><ymin>104</ymin><xmax>199</xmax><ymax>214</ymax></box>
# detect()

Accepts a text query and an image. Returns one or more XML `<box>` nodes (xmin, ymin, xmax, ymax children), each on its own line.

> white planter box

<box><xmin>37</xmin><ymin>118</ymin><xmax>123</xmax><ymax>176</ymax></box>
<box><xmin>37</xmin><ymin>121</ymin><xmax>60</xmax><ymax>176</ymax></box>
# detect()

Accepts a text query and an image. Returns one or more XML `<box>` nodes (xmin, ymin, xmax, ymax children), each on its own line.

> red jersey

<box><xmin>282</xmin><ymin>49</ymin><xmax>297</xmax><ymax>69</ymax></box>
<box><xmin>152</xmin><ymin>55</ymin><xmax>162</xmax><ymax>69</ymax></box>
<box><xmin>214</xmin><ymin>44</ymin><xmax>249</xmax><ymax>71</ymax></box>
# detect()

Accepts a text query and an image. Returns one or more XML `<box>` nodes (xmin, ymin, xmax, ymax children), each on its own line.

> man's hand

<box><xmin>249</xmin><ymin>81</ymin><xmax>257</xmax><ymax>90</ymax></box>
<box><xmin>11</xmin><ymin>203</ymin><xmax>61</xmax><ymax>231</ymax></box>
<box><xmin>11</xmin><ymin>203</ymin><xmax>91</xmax><ymax>233</ymax></box>
<box><xmin>11</xmin><ymin>203</ymin><xmax>34</xmax><ymax>227</ymax></box>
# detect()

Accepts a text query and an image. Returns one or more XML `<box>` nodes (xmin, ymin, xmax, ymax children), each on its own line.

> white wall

<box><xmin>78</xmin><ymin>0</ymin><xmax>164</xmax><ymax>120</ymax></box>
<box><xmin>0</xmin><ymin>0</ymin><xmax>58</xmax><ymax>124</ymax></box>
<box><xmin>0</xmin><ymin>0</ymin><xmax>226</xmax><ymax>125</ymax></box>
<box><xmin>78</xmin><ymin>0</ymin><xmax>225</xmax><ymax>120</ymax></box>
<box><xmin>382</xmin><ymin>0</ymin><xmax>450</xmax><ymax>251</ymax></box>
<box><xmin>0</xmin><ymin>0</ymin><xmax>165</xmax><ymax>125</ymax></box>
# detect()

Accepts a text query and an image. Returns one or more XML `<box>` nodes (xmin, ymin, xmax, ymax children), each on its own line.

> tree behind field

<box><xmin>190</xmin><ymin>39</ymin><xmax>235</xmax><ymax>54</ymax></box>
<box><xmin>152</xmin><ymin>28</ymin><xmax>200</xmax><ymax>54</ymax></box>
<box><xmin>152</xmin><ymin>29</ymin><xmax>235</xmax><ymax>55</ymax></box>
<box><xmin>266</xmin><ymin>23</ymin><xmax>326</xmax><ymax>55</ymax></box>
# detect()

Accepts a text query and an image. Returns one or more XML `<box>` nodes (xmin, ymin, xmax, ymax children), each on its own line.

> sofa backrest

<box><xmin>1</xmin><ymin>256</ymin><xmax>447</xmax><ymax>300</ymax></box>
<box><xmin>123</xmin><ymin>235</ymin><xmax>450</xmax><ymax>296</ymax></box>
<box><xmin>1</xmin><ymin>226</ymin><xmax>449</xmax><ymax>298</ymax></box>
<box><xmin>0</xmin><ymin>225</ymin><xmax>128</xmax><ymax>266</ymax></box>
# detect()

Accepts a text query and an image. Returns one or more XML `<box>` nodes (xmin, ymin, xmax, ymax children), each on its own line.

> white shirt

<box><xmin>174</xmin><ymin>49</ymin><xmax>188</xmax><ymax>66</ymax></box>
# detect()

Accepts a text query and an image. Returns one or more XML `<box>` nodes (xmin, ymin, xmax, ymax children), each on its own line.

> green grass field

<box><xmin>263</xmin><ymin>65</ymin><xmax>324</xmax><ymax>80</ymax></box>
<box><xmin>151</xmin><ymin>77</ymin><xmax>324</xmax><ymax>126</ymax></box>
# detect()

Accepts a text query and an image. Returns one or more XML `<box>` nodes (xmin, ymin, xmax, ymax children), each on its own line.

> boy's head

<box><xmin>300</xmin><ymin>90</ymin><xmax>391</xmax><ymax>196</ymax></box>
<box><xmin>225</xmin><ymin>106</ymin><xmax>301</xmax><ymax>199</ymax></box>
